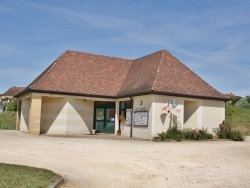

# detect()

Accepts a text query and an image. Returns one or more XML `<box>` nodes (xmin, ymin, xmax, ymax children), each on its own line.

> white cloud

<box><xmin>22</xmin><ymin>1</ymin><xmax>143</xmax><ymax>31</ymax></box>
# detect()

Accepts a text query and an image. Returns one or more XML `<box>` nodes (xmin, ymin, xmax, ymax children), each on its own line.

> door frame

<box><xmin>93</xmin><ymin>101</ymin><xmax>116</xmax><ymax>133</ymax></box>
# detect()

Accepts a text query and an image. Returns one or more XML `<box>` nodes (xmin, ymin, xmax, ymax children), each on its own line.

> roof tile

<box><xmin>16</xmin><ymin>49</ymin><xmax>229</xmax><ymax>100</ymax></box>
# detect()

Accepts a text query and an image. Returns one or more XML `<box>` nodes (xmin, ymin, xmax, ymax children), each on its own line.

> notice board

<box><xmin>134</xmin><ymin>111</ymin><xmax>148</xmax><ymax>126</ymax></box>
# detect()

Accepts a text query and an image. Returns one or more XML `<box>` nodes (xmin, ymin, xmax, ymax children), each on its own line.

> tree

<box><xmin>246</xmin><ymin>95</ymin><xmax>250</xmax><ymax>103</ymax></box>
<box><xmin>230</xmin><ymin>96</ymin><xmax>242</xmax><ymax>105</ymax></box>
<box><xmin>6</xmin><ymin>99</ymin><xmax>17</xmax><ymax>111</ymax></box>
<box><xmin>235</xmin><ymin>96</ymin><xmax>250</xmax><ymax>109</ymax></box>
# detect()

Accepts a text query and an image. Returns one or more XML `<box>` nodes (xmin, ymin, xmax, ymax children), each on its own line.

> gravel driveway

<box><xmin>0</xmin><ymin>130</ymin><xmax>250</xmax><ymax>188</ymax></box>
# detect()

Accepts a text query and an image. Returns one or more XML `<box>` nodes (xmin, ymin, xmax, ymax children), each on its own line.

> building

<box><xmin>0</xmin><ymin>86</ymin><xmax>25</xmax><ymax>112</ymax></box>
<box><xmin>15</xmin><ymin>50</ymin><xmax>229</xmax><ymax>140</ymax></box>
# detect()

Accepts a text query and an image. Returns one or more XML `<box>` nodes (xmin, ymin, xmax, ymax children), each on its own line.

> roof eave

<box><xmin>15</xmin><ymin>89</ymin><xmax>117</xmax><ymax>99</ymax></box>
<box><xmin>117</xmin><ymin>91</ymin><xmax>229</xmax><ymax>101</ymax></box>
<box><xmin>15</xmin><ymin>89</ymin><xmax>229</xmax><ymax>101</ymax></box>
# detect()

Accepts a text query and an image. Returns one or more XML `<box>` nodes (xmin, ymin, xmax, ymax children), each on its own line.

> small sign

<box><xmin>135</xmin><ymin>108</ymin><xmax>146</xmax><ymax>111</ymax></box>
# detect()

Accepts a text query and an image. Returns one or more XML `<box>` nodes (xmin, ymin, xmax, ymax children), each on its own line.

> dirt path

<box><xmin>0</xmin><ymin>130</ymin><xmax>250</xmax><ymax>188</ymax></box>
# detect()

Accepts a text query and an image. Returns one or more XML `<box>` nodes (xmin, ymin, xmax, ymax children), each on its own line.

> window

<box><xmin>119</xmin><ymin>101</ymin><xmax>131</xmax><ymax>126</ymax></box>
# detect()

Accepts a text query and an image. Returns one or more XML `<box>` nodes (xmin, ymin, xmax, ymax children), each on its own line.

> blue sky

<box><xmin>0</xmin><ymin>0</ymin><xmax>249</xmax><ymax>97</ymax></box>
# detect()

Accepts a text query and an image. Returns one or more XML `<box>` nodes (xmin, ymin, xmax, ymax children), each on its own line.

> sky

<box><xmin>0</xmin><ymin>0</ymin><xmax>249</xmax><ymax>97</ymax></box>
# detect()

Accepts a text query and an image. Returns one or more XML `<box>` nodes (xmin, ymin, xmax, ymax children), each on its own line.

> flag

<box><xmin>176</xmin><ymin>103</ymin><xmax>181</xmax><ymax>113</ymax></box>
<box><xmin>172</xmin><ymin>98</ymin><xmax>176</xmax><ymax>109</ymax></box>
<box><xmin>161</xmin><ymin>102</ymin><xmax>169</xmax><ymax>111</ymax></box>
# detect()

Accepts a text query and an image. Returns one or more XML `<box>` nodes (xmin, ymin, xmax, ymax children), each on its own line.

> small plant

<box><xmin>183</xmin><ymin>128</ymin><xmax>213</xmax><ymax>140</ymax></box>
<box><xmin>119</xmin><ymin>115</ymin><xmax>126</xmax><ymax>124</ymax></box>
<box><xmin>214</xmin><ymin>121</ymin><xmax>244</xmax><ymax>141</ymax></box>
<box><xmin>153</xmin><ymin>126</ymin><xmax>213</xmax><ymax>141</ymax></box>
<box><xmin>6</xmin><ymin>99</ymin><xmax>17</xmax><ymax>111</ymax></box>
<box><xmin>229</xmin><ymin>131</ymin><xmax>244</xmax><ymax>141</ymax></box>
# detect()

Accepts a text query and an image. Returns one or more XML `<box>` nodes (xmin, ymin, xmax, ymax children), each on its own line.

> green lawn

<box><xmin>0</xmin><ymin>111</ymin><xmax>16</xmax><ymax>130</ymax></box>
<box><xmin>226</xmin><ymin>105</ymin><xmax>250</xmax><ymax>135</ymax></box>
<box><xmin>0</xmin><ymin>163</ymin><xmax>60</xmax><ymax>188</ymax></box>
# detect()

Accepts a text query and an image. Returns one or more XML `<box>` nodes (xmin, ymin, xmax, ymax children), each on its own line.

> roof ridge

<box><xmin>151</xmin><ymin>50</ymin><xmax>165</xmax><ymax>91</ymax></box>
<box><xmin>29</xmin><ymin>50</ymin><xmax>69</xmax><ymax>89</ymax></box>
<box><xmin>67</xmin><ymin>50</ymin><xmax>132</xmax><ymax>61</ymax></box>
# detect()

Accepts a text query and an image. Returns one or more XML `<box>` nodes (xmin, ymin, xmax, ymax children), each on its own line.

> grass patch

<box><xmin>0</xmin><ymin>163</ymin><xmax>59</xmax><ymax>188</ymax></box>
<box><xmin>0</xmin><ymin>111</ymin><xmax>16</xmax><ymax>130</ymax></box>
<box><xmin>226</xmin><ymin>105</ymin><xmax>250</xmax><ymax>135</ymax></box>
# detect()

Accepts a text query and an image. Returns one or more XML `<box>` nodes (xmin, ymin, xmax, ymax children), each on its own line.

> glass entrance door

<box><xmin>94</xmin><ymin>102</ymin><xmax>115</xmax><ymax>133</ymax></box>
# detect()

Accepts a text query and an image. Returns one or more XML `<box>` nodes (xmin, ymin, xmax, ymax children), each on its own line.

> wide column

<box><xmin>28</xmin><ymin>94</ymin><xmax>42</xmax><ymax>135</ymax></box>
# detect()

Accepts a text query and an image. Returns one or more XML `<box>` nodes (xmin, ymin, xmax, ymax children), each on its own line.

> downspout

<box><xmin>130</xmin><ymin>96</ymin><xmax>134</xmax><ymax>138</ymax></box>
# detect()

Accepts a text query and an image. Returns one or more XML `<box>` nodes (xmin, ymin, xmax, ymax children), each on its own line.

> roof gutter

<box><xmin>15</xmin><ymin>88</ymin><xmax>230</xmax><ymax>102</ymax></box>
<box><xmin>130</xmin><ymin>96</ymin><xmax>134</xmax><ymax>138</ymax></box>
<box><xmin>14</xmin><ymin>89</ymin><xmax>117</xmax><ymax>99</ymax></box>
<box><xmin>117</xmin><ymin>91</ymin><xmax>230</xmax><ymax>101</ymax></box>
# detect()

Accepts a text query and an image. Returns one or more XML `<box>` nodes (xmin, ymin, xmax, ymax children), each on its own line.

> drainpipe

<box><xmin>130</xmin><ymin>97</ymin><xmax>134</xmax><ymax>138</ymax></box>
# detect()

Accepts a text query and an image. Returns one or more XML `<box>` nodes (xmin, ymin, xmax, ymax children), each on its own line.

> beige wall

<box><xmin>17</xmin><ymin>92</ymin><xmax>225</xmax><ymax>139</ymax></box>
<box><xmin>184</xmin><ymin>101</ymin><xmax>198</xmax><ymax>129</ymax></box>
<box><xmin>40</xmin><ymin>96</ymin><xmax>94</xmax><ymax>135</ymax></box>
<box><xmin>152</xmin><ymin>95</ymin><xmax>184</xmax><ymax>138</ymax></box>
<box><xmin>20</xmin><ymin>98</ymin><xmax>31</xmax><ymax>133</ymax></box>
<box><xmin>202</xmin><ymin>100</ymin><xmax>225</xmax><ymax>132</ymax></box>
<box><xmin>121</xmin><ymin>95</ymin><xmax>153</xmax><ymax>140</ymax></box>
<box><xmin>134</xmin><ymin>95</ymin><xmax>225</xmax><ymax>140</ymax></box>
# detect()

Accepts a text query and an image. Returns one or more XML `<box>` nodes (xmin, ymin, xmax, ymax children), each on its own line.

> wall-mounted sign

<box><xmin>135</xmin><ymin>108</ymin><xmax>146</xmax><ymax>111</ymax></box>
<box><xmin>134</xmin><ymin>111</ymin><xmax>148</xmax><ymax>127</ymax></box>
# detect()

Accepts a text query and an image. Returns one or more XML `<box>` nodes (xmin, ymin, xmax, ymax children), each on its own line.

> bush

<box><xmin>229</xmin><ymin>131</ymin><xmax>244</xmax><ymax>141</ymax></box>
<box><xmin>153</xmin><ymin>126</ymin><xmax>213</xmax><ymax>141</ymax></box>
<box><xmin>235</xmin><ymin>96</ymin><xmax>250</xmax><ymax>109</ymax></box>
<box><xmin>214</xmin><ymin>122</ymin><xmax>244</xmax><ymax>141</ymax></box>
<box><xmin>6</xmin><ymin>99</ymin><xmax>17</xmax><ymax>111</ymax></box>
<box><xmin>183</xmin><ymin>128</ymin><xmax>213</xmax><ymax>140</ymax></box>
<box><xmin>153</xmin><ymin>126</ymin><xmax>184</xmax><ymax>142</ymax></box>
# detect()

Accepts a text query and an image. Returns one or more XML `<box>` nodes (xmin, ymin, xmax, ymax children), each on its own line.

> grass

<box><xmin>225</xmin><ymin>105</ymin><xmax>250</xmax><ymax>135</ymax></box>
<box><xmin>0</xmin><ymin>111</ymin><xmax>16</xmax><ymax>130</ymax></box>
<box><xmin>0</xmin><ymin>163</ymin><xmax>59</xmax><ymax>188</ymax></box>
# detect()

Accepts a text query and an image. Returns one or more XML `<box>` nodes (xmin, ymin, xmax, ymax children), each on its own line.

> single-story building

<box><xmin>0</xmin><ymin>86</ymin><xmax>25</xmax><ymax>112</ymax></box>
<box><xmin>15</xmin><ymin>49</ymin><xmax>229</xmax><ymax>140</ymax></box>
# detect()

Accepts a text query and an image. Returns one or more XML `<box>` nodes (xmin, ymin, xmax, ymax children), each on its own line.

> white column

<box><xmin>115</xmin><ymin>100</ymin><xmax>120</xmax><ymax>133</ymax></box>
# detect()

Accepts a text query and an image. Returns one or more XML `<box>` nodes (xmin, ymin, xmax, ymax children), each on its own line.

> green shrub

<box><xmin>183</xmin><ymin>128</ymin><xmax>213</xmax><ymax>140</ymax></box>
<box><xmin>153</xmin><ymin>127</ymin><xmax>184</xmax><ymax>142</ymax></box>
<box><xmin>153</xmin><ymin>126</ymin><xmax>213</xmax><ymax>141</ymax></box>
<box><xmin>229</xmin><ymin>131</ymin><xmax>244</xmax><ymax>141</ymax></box>
<box><xmin>6</xmin><ymin>99</ymin><xmax>17</xmax><ymax>111</ymax></box>
<box><xmin>213</xmin><ymin>123</ymin><xmax>244</xmax><ymax>141</ymax></box>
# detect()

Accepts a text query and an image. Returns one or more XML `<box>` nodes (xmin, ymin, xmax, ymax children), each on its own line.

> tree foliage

<box><xmin>6</xmin><ymin>99</ymin><xmax>17</xmax><ymax>111</ymax></box>
<box><xmin>230</xmin><ymin>96</ymin><xmax>242</xmax><ymax>105</ymax></box>
<box><xmin>235</xmin><ymin>95</ymin><xmax>250</xmax><ymax>109</ymax></box>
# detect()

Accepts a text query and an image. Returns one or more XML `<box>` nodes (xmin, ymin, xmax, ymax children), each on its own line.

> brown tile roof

<box><xmin>25</xmin><ymin>51</ymin><xmax>132</xmax><ymax>97</ymax></box>
<box><xmin>2</xmin><ymin>86</ymin><xmax>25</xmax><ymax>97</ymax></box>
<box><xmin>16</xmin><ymin>49</ymin><xmax>229</xmax><ymax>100</ymax></box>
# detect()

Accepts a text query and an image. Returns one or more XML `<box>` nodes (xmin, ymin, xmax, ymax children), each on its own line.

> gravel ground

<box><xmin>0</xmin><ymin>130</ymin><xmax>250</xmax><ymax>188</ymax></box>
